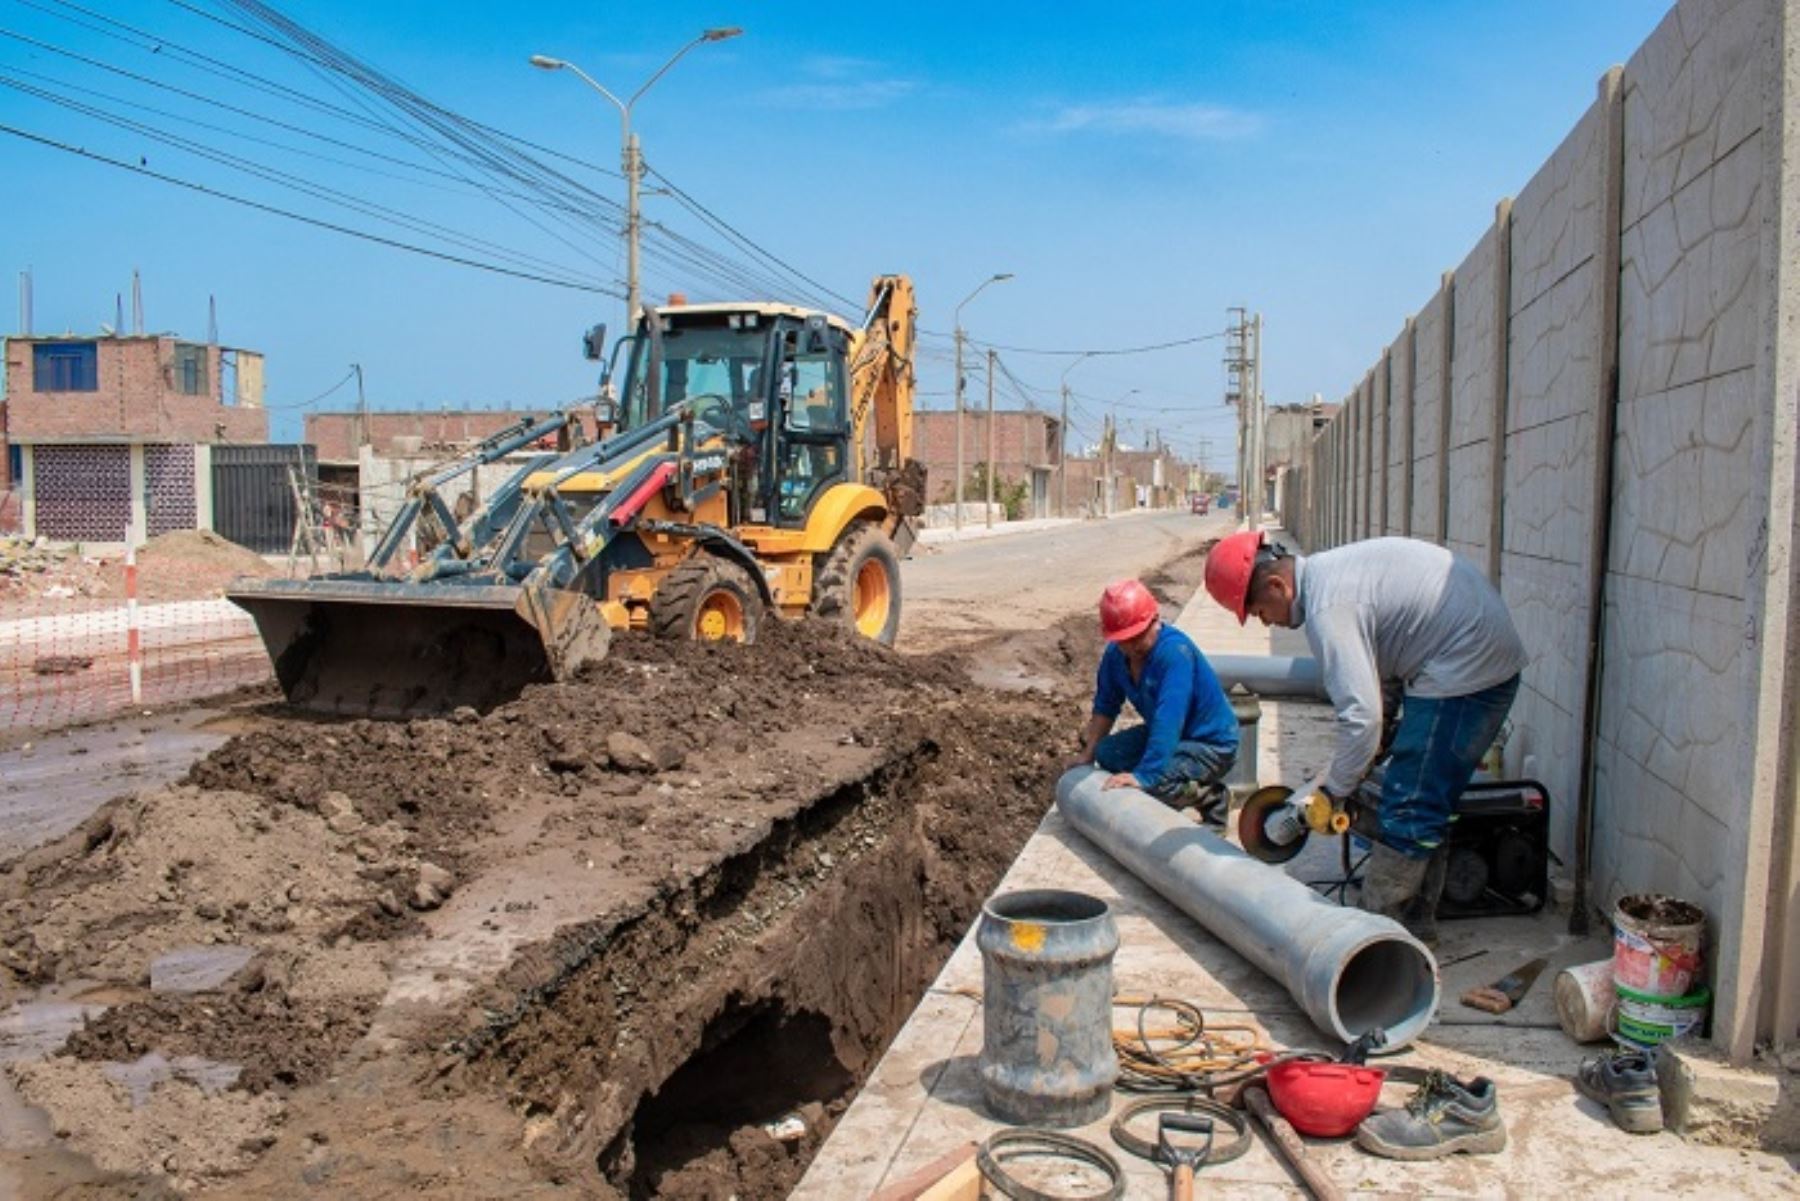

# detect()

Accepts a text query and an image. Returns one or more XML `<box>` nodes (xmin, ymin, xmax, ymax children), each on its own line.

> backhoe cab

<box><xmin>227</xmin><ymin>276</ymin><xmax>923</xmax><ymax>716</ymax></box>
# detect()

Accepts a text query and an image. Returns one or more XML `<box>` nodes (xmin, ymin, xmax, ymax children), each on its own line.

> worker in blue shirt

<box><xmin>1068</xmin><ymin>579</ymin><xmax>1240</xmax><ymax>809</ymax></box>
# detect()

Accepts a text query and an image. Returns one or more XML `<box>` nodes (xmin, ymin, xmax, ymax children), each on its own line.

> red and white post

<box><xmin>125</xmin><ymin>529</ymin><xmax>142</xmax><ymax>705</ymax></box>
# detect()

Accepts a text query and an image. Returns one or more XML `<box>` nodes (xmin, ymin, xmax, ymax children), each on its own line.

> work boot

<box><xmin>1400</xmin><ymin>846</ymin><xmax>1449</xmax><ymax>946</ymax></box>
<box><xmin>1355</xmin><ymin>1070</ymin><xmax>1506</xmax><ymax>1161</ymax></box>
<box><xmin>1576</xmin><ymin>1050</ymin><xmax>1664</xmax><ymax>1134</ymax></box>
<box><xmin>1358</xmin><ymin>843</ymin><xmax>1429</xmax><ymax>925</ymax></box>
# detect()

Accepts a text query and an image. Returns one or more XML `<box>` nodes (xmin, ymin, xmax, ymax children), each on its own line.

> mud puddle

<box><xmin>0</xmin><ymin>707</ymin><xmax>245</xmax><ymax>865</ymax></box>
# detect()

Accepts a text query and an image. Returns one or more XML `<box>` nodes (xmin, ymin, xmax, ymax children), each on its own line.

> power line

<box><xmin>0</xmin><ymin>122</ymin><xmax>624</xmax><ymax>294</ymax></box>
<box><xmin>955</xmin><ymin>328</ymin><xmax>1233</xmax><ymax>358</ymax></box>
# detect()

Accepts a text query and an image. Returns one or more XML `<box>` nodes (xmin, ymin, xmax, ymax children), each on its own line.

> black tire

<box><xmin>650</xmin><ymin>554</ymin><xmax>764</xmax><ymax>643</ymax></box>
<box><xmin>810</xmin><ymin>521</ymin><xmax>902</xmax><ymax>645</ymax></box>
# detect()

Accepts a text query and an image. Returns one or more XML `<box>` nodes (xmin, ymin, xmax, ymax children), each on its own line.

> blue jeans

<box><xmin>1376</xmin><ymin>674</ymin><xmax>1520</xmax><ymax>859</ymax></box>
<box><xmin>1095</xmin><ymin>725</ymin><xmax>1237</xmax><ymax>803</ymax></box>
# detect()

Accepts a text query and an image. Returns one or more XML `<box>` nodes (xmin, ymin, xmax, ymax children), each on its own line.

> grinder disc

<box><xmin>1238</xmin><ymin>784</ymin><xmax>1307</xmax><ymax>864</ymax></box>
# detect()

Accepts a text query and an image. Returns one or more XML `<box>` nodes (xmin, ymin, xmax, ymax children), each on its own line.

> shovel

<box><xmin>1154</xmin><ymin>1113</ymin><xmax>1214</xmax><ymax>1201</ymax></box>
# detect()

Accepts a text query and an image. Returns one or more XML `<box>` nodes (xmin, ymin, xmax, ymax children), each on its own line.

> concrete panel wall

<box><xmin>1595</xmin><ymin>0</ymin><xmax>1776</xmax><ymax>1014</ymax></box>
<box><xmin>1288</xmin><ymin>0</ymin><xmax>1799</xmax><ymax>1050</ymax></box>
<box><xmin>1446</xmin><ymin>227</ymin><xmax>1500</xmax><ymax>569</ymax></box>
<box><xmin>1369</xmin><ymin>358</ymin><xmax>1389</xmax><ymax>536</ymax></box>
<box><xmin>1386</xmin><ymin>330</ymin><xmax>1413</xmax><ymax>535</ymax></box>
<box><xmin>1410</xmin><ymin>287</ymin><xmax>1449</xmax><ymax>540</ymax></box>
<box><xmin>1500</xmin><ymin>91</ymin><xmax>1610</xmax><ymax>863</ymax></box>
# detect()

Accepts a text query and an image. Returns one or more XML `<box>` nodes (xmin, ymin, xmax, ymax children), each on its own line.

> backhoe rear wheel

<box><xmin>811</xmin><ymin>521</ymin><xmax>901</xmax><ymax>645</ymax></box>
<box><xmin>651</xmin><ymin>554</ymin><xmax>764</xmax><ymax>643</ymax></box>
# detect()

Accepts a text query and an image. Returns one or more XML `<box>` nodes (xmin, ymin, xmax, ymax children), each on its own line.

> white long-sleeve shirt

<box><xmin>1292</xmin><ymin>538</ymin><xmax>1529</xmax><ymax>796</ymax></box>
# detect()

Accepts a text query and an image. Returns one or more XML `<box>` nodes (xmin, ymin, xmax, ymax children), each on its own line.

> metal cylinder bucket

<box><xmin>976</xmin><ymin>888</ymin><xmax>1119</xmax><ymax>1127</ymax></box>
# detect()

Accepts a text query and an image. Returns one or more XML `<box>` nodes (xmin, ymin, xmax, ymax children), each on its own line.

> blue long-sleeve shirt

<box><xmin>1093</xmin><ymin>625</ymin><xmax>1239</xmax><ymax>789</ymax></box>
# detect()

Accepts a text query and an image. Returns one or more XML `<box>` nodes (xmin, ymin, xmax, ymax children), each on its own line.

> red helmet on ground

<box><xmin>1100</xmin><ymin>579</ymin><xmax>1159</xmax><ymax>643</ymax></box>
<box><xmin>1205</xmin><ymin>529</ymin><xmax>1266</xmax><ymax>625</ymax></box>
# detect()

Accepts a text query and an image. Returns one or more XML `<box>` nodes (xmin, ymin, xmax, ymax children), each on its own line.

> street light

<box><xmin>952</xmin><ymin>272</ymin><xmax>1013</xmax><ymax>531</ymax></box>
<box><xmin>530</xmin><ymin>28</ymin><xmax>743</xmax><ymax>322</ymax></box>
<box><xmin>1057</xmin><ymin>350</ymin><xmax>1093</xmax><ymax>517</ymax></box>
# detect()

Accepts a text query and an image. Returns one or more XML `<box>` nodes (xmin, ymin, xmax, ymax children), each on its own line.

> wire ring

<box><xmin>1109</xmin><ymin>1095</ymin><xmax>1252</xmax><ymax>1166</ymax></box>
<box><xmin>976</xmin><ymin>1129</ymin><xmax>1126</xmax><ymax>1201</ymax></box>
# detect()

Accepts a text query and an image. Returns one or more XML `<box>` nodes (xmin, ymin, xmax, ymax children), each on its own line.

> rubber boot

<box><xmin>1401</xmin><ymin>846</ymin><xmax>1449</xmax><ymax>946</ymax></box>
<box><xmin>1359</xmin><ymin>842</ymin><xmax>1430</xmax><ymax>925</ymax></box>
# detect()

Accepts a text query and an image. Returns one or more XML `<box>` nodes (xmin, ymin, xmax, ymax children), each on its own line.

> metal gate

<box><xmin>211</xmin><ymin>444</ymin><xmax>317</xmax><ymax>553</ymax></box>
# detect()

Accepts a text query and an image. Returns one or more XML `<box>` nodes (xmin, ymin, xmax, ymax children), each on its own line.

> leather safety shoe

<box><xmin>1355</xmin><ymin>1070</ymin><xmax>1507</xmax><ymax>1161</ymax></box>
<box><xmin>1576</xmin><ymin>1049</ymin><xmax>1664</xmax><ymax>1134</ymax></box>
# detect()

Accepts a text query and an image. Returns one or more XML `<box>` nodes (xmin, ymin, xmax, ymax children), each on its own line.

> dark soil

<box><xmin>65</xmin><ymin>976</ymin><xmax>378</xmax><ymax>1095</ymax></box>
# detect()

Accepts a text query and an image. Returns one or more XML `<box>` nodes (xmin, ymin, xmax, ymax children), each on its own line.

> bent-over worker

<box><xmin>1203</xmin><ymin>532</ymin><xmax>1528</xmax><ymax>940</ymax></box>
<box><xmin>1069</xmin><ymin>579</ymin><xmax>1239</xmax><ymax>810</ymax></box>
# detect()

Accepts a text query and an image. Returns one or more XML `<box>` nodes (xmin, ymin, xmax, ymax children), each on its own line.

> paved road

<box><xmin>899</xmin><ymin>509</ymin><xmax>1231</xmax><ymax>651</ymax></box>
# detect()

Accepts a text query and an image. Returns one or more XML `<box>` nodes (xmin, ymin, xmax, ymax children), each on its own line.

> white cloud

<box><xmin>757</xmin><ymin>57</ymin><xmax>917</xmax><ymax>110</ymax></box>
<box><xmin>1025</xmin><ymin>99</ymin><xmax>1263</xmax><ymax>141</ymax></box>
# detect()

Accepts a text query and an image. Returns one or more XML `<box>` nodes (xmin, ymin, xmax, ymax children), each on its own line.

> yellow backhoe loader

<box><xmin>227</xmin><ymin>275</ymin><xmax>924</xmax><ymax>715</ymax></box>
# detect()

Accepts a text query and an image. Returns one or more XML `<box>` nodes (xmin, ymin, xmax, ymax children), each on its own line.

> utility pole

<box><xmin>951</xmin><ymin>273</ymin><xmax>1012</xmax><ymax>531</ymax></box>
<box><xmin>1224</xmin><ymin>308</ymin><xmax>1252</xmax><ymax>528</ymax></box>
<box><xmin>1251</xmin><ymin>312</ymin><xmax>1265</xmax><ymax>522</ymax></box>
<box><xmin>954</xmin><ymin>326</ymin><xmax>965</xmax><ymax>530</ymax></box>
<box><xmin>353</xmin><ymin>363</ymin><xmax>368</xmax><ymax>448</ymax></box>
<box><xmin>1057</xmin><ymin>351</ymin><xmax>1093</xmax><ymax>519</ymax></box>
<box><xmin>1103</xmin><ymin>414</ymin><xmax>1115</xmax><ymax>517</ymax></box>
<box><xmin>985</xmin><ymin>348</ymin><xmax>997</xmax><ymax>528</ymax></box>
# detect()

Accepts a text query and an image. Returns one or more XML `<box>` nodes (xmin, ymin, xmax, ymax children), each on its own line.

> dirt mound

<box><xmin>187</xmin><ymin>621</ymin><xmax>969</xmax><ymax>870</ymax></box>
<box><xmin>105</xmin><ymin>529</ymin><xmax>277</xmax><ymax>602</ymax></box>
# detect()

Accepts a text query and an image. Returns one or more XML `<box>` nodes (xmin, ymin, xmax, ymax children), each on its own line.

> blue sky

<box><xmin>1</xmin><ymin>1</ymin><xmax>1670</xmax><ymax>469</ymax></box>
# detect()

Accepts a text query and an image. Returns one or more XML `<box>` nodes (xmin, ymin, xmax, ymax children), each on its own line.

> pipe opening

<box><xmin>1333</xmin><ymin>938</ymin><xmax>1437</xmax><ymax>1040</ymax></box>
<box><xmin>985</xmin><ymin>888</ymin><xmax>1109</xmax><ymax>924</ymax></box>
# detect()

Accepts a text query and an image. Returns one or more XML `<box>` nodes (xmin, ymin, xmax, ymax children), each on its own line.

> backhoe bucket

<box><xmin>226</xmin><ymin>577</ymin><xmax>611</xmax><ymax>717</ymax></box>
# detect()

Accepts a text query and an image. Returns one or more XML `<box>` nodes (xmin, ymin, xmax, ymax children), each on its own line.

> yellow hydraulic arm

<box><xmin>849</xmin><ymin>273</ymin><xmax>917</xmax><ymax>484</ymax></box>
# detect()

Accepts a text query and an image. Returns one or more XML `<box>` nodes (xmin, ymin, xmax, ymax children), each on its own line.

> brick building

<box><xmin>2</xmin><ymin>333</ymin><xmax>267</xmax><ymax>541</ymax></box>
<box><xmin>912</xmin><ymin>409</ymin><xmax>1061</xmax><ymax>518</ymax></box>
<box><xmin>304</xmin><ymin>408</ymin><xmax>573</xmax><ymax>465</ymax></box>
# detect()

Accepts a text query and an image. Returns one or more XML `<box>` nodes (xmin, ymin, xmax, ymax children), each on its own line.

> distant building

<box><xmin>304</xmin><ymin>408</ymin><xmax>575</xmax><ymax>465</ymax></box>
<box><xmin>1</xmin><ymin>333</ymin><xmax>267</xmax><ymax>541</ymax></box>
<box><xmin>912</xmin><ymin>409</ymin><xmax>1062</xmax><ymax>518</ymax></box>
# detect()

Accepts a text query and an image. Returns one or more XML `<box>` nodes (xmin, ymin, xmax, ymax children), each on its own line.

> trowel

<box><xmin>1459</xmin><ymin>957</ymin><xmax>1547</xmax><ymax>1014</ymax></box>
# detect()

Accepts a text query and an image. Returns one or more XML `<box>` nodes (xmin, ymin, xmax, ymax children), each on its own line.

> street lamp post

<box><xmin>530</xmin><ymin>27</ymin><xmax>742</xmax><ymax>323</ymax></box>
<box><xmin>953</xmin><ymin>272</ymin><xmax>1012</xmax><ymax>531</ymax></box>
<box><xmin>1058</xmin><ymin>351</ymin><xmax>1093</xmax><ymax>518</ymax></box>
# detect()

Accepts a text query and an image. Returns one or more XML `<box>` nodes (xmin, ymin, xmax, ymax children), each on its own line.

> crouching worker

<box><xmin>1067</xmin><ymin>579</ymin><xmax>1239</xmax><ymax>812</ymax></box>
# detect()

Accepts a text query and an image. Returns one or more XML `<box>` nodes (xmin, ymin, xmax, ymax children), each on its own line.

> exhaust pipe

<box><xmin>1056</xmin><ymin>768</ymin><xmax>1439</xmax><ymax>1048</ymax></box>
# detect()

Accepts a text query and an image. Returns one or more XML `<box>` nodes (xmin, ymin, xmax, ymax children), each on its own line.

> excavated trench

<box><xmin>459</xmin><ymin>734</ymin><xmax>1009</xmax><ymax>1199</ymax></box>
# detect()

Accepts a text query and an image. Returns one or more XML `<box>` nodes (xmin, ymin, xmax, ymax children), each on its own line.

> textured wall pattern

<box><xmin>144</xmin><ymin>444</ymin><xmax>197</xmax><ymax>538</ymax></box>
<box><xmin>1411</xmin><ymin>289</ymin><xmax>1448</xmax><ymax>540</ymax></box>
<box><xmin>33</xmin><ymin>445</ymin><xmax>131</xmax><ymax>541</ymax></box>
<box><xmin>1593</xmin><ymin>0</ymin><xmax>1771</xmax><ymax>932</ymax></box>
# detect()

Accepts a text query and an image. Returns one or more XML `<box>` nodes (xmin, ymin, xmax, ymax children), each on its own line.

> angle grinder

<box><xmin>1237</xmin><ymin>783</ymin><xmax>1351</xmax><ymax>865</ymax></box>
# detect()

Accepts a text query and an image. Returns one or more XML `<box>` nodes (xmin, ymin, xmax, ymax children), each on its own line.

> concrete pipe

<box><xmin>1208</xmin><ymin>655</ymin><xmax>1327</xmax><ymax>700</ymax></box>
<box><xmin>1056</xmin><ymin>768</ymin><xmax>1439</xmax><ymax>1048</ymax></box>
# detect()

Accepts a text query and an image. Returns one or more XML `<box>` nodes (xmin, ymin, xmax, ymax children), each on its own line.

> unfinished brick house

<box><xmin>1</xmin><ymin>333</ymin><xmax>267</xmax><ymax>541</ymax></box>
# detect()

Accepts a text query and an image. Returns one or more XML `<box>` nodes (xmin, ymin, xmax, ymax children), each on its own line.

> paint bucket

<box><xmin>976</xmin><ymin>889</ymin><xmax>1119</xmax><ymax>1128</ymax></box>
<box><xmin>1553</xmin><ymin>958</ymin><xmax>1616</xmax><ymax>1044</ymax></box>
<box><xmin>1612</xmin><ymin>894</ymin><xmax>1704</xmax><ymax>998</ymax></box>
<box><xmin>1613</xmin><ymin>983</ymin><xmax>1710</xmax><ymax>1048</ymax></box>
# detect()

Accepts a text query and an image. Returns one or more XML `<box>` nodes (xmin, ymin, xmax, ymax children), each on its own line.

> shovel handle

<box><xmin>1172</xmin><ymin>1162</ymin><xmax>1195</xmax><ymax>1201</ymax></box>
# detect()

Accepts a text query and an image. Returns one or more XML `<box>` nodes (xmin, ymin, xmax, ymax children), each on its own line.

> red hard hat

<box><xmin>1205</xmin><ymin>529</ymin><xmax>1266</xmax><ymax>625</ymax></box>
<box><xmin>1099</xmin><ymin>579</ymin><xmax>1158</xmax><ymax>643</ymax></box>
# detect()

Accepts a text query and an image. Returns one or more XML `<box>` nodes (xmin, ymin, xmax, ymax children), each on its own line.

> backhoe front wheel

<box><xmin>651</xmin><ymin>555</ymin><xmax>764</xmax><ymax>643</ymax></box>
<box><xmin>811</xmin><ymin>522</ymin><xmax>902</xmax><ymax>645</ymax></box>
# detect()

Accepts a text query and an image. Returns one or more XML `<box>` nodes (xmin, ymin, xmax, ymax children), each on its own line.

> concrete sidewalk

<box><xmin>916</xmin><ymin>506</ymin><xmax>1162</xmax><ymax>547</ymax></box>
<box><xmin>796</xmin><ymin>534</ymin><xmax>1799</xmax><ymax>1197</ymax></box>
